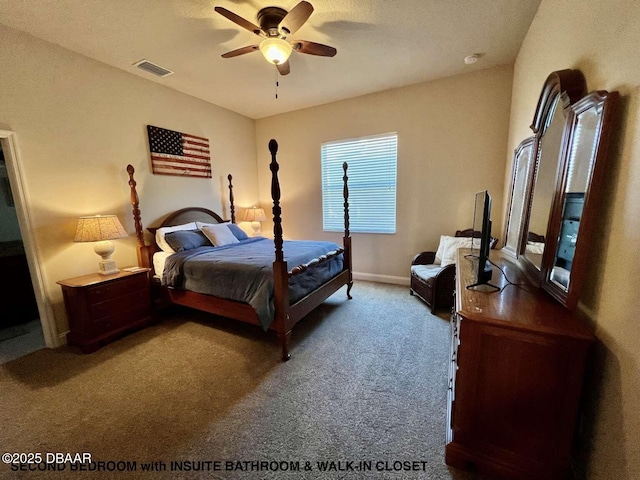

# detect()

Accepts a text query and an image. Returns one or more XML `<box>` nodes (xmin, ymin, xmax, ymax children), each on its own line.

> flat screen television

<box><xmin>467</xmin><ymin>190</ymin><xmax>498</xmax><ymax>291</ymax></box>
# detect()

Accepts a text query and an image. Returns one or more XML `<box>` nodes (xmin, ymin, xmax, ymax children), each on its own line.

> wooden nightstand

<box><xmin>57</xmin><ymin>268</ymin><xmax>152</xmax><ymax>353</ymax></box>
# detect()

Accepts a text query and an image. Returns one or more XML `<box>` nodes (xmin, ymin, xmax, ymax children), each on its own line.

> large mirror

<box><xmin>503</xmin><ymin>137</ymin><xmax>535</xmax><ymax>257</ymax></box>
<box><xmin>523</xmin><ymin>101</ymin><xmax>564</xmax><ymax>270</ymax></box>
<box><xmin>519</xmin><ymin>70</ymin><xmax>586</xmax><ymax>285</ymax></box>
<box><xmin>542</xmin><ymin>90</ymin><xmax>618</xmax><ymax>309</ymax></box>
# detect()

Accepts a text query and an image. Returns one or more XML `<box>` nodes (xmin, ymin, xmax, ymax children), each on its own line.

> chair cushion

<box><xmin>411</xmin><ymin>264</ymin><xmax>446</xmax><ymax>282</ymax></box>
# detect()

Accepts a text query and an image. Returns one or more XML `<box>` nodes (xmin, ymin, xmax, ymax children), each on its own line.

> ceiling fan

<box><xmin>214</xmin><ymin>1</ymin><xmax>337</xmax><ymax>75</ymax></box>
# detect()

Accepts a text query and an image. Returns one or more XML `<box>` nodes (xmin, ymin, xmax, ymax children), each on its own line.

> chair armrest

<box><xmin>411</xmin><ymin>251</ymin><xmax>437</xmax><ymax>265</ymax></box>
<box><xmin>434</xmin><ymin>263</ymin><xmax>456</xmax><ymax>282</ymax></box>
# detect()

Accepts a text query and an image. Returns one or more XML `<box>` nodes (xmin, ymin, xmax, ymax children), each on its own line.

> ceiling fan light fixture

<box><xmin>259</xmin><ymin>37</ymin><xmax>292</xmax><ymax>65</ymax></box>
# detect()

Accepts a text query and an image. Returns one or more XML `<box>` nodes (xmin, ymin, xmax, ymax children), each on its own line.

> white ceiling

<box><xmin>0</xmin><ymin>0</ymin><xmax>541</xmax><ymax>119</ymax></box>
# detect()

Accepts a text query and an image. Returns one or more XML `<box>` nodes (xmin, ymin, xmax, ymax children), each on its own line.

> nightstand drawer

<box><xmin>89</xmin><ymin>303</ymin><xmax>151</xmax><ymax>336</ymax></box>
<box><xmin>87</xmin><ymin>274</ymin><xmax>148</xmax><ymax>303</ymax></box>
<box><xmin>90</xmin><ymin>289</ymin><xmax>150</xmax><ymax>322</ymax></box>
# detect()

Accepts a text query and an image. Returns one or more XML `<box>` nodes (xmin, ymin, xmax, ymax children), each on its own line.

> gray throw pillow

<box><xmin>164</xmin><ymin>230</ymin><xmax>212</xmax><ymax>252</ymax></box>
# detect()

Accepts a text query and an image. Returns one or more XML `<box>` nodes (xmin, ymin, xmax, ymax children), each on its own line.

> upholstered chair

<box><xmin>410</xmin><ymin>230</ymin><xmax>498</xmax><ymax>313</ymax></box>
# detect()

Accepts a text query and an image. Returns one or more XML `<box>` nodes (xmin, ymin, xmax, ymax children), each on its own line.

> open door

<box><xmin>0</xmin><ymin>131</ymin><xmax>57</xmax><ymax>362</ymax></box>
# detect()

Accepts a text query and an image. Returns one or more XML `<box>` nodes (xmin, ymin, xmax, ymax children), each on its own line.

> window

<box><xmin>321</xmin><ymin>133</ymin><xmax>397</xmax><ymax>234</ymax></box>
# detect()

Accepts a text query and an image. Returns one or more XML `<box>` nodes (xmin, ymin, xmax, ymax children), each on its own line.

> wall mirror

<box><xmin>519</xmin><ymin>70</ymin><xmax>586</xmax><ymax>286</ymax></box>
<box><xmin>541</xmin><ymin>90</ymin><xmax>618</xmax><ymax>309</ymax></box>
<box><xmin>523</xmin><ymin>101</ymin><xmax>564</xmax><ymax>270</ymax></box>
<box><xmin>502</xmin><ymin>137</ymin><xmax>535</xmax><ymax>257</ymax></box>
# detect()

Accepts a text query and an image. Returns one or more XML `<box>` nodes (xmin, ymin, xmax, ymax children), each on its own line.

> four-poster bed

<box><xmin>127</xmin><ymin>139</ymin><xmax>353</xmax><ymax>360</ymax></box>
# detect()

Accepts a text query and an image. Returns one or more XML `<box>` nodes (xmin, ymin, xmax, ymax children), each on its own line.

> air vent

<box><xmin>133</xmin><ymin>59</ymin><xmax>174</xmax><ymax>78</ymax></box>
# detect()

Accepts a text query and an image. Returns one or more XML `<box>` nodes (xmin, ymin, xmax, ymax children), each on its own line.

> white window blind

<box><xmin>321</xmin><ymin>133</ymin><xmax>397</xmax><ymax>234</ymax></box>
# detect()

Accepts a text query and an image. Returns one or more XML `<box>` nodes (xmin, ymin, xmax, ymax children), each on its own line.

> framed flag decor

<box><xmin>146</xmin><ymin>125</ymin><xmax>211</xmax><ymax>178</ymax></box>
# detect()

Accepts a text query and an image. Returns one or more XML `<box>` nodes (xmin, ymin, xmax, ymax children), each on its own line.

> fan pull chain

<box><xmin>275</xmin><ymin>69</ymin><xmax>279</xmax><ymax>99</ymax></box>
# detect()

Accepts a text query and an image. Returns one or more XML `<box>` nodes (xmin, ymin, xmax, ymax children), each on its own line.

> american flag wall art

<box><xmin>147</xmin><ymin>125</ymin><xmax>212</xmax><ymax>178</ymax></box>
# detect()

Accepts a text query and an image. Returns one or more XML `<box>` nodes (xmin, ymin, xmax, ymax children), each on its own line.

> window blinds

<box><xmin>321</xmin><ymin>133</ymin><xmax>397</xmax><ymax>234</ymax></box>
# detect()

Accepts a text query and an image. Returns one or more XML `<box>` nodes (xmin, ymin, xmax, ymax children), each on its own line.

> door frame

<box><xmin>0</xmin><ymin>129</ymin><xmax>59</xmax><ymax>348</ymax></box>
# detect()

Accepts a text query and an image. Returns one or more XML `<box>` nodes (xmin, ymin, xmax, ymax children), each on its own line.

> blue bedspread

<box><xmin>162</xmin><ymin>237</ymin><xmax>344</xmax><ymax>330</ymax></box>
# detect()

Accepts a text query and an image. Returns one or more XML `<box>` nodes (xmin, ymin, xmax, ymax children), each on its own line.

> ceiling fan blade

<box><xmin>293</xmin><ymin>40</ymin><xmax>337</xmax><ymax>57</ymax></box>
<box><xmin>214</xmin><ymin>6</ymin><xmax>262</xmax><ymax>36</ymax></box>
<box><xmin>279</xmin><ymin>1</ymin><xmax>314</xmax><ymax>36</ymax></box>
<box><xmin>276</xmin><ymin>61</ymin><xmax>291</xmax><ymax>76</ymax></box>
<box><xmin>221</xmin><ymin>45</ymin><xmax>260</xmax><ymax>58</ymax></box>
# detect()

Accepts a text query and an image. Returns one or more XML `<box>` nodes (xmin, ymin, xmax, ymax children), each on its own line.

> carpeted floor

<box><xmin>0</xmin><ymin>281</ymin><xmax>480</xmax><ymax>479</ymax></box>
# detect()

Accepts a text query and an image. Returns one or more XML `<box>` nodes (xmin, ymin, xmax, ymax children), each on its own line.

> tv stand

<box><xmin>465</xmin><ymin>257</ymin><xmax>500</xmax><ymax>291</ymax></box>
<box><xmin>446</xmin><ymin>249</ymin><xmax>594</xmax><ymax>480</ymax></box>
<box><xmin>465</xmin><ymin>281</ymin><xmax>500</xmax><ymax>292</ymax></box>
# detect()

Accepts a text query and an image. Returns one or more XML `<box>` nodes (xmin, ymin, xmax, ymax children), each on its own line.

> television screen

<box><xmin>467</xmin><ymin>190</ymin><xmax>498</xmax><ymax>291</ymax></box>
<box><xmin>469</xmin><ymin>191</ymin><xmax>486</xmax><ymax>258</ymax></box>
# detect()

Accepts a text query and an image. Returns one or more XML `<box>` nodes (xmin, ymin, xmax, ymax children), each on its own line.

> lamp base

<box><xmin>98</xmin><ymin>259</ymin><xmax>119</xmax><ymax>276</ymax></box>
<box><xmin>94</xmin><ymin>240</ymin><xmax>119</xmax><ymax>275</ymax></box>
<box><xmin>250</xmin><ymin>221</ymin><xmax>261</xmax><ymax>237</ymax></box>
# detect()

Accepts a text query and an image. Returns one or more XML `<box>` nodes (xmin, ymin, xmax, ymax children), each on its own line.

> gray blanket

<box><xmin>162</xmin><ymin>237</ymin><xmax>344</xmax><ymax>329</ymax></box>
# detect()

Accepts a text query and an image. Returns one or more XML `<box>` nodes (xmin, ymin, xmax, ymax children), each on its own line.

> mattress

<box><xmin>153</xmin><ymin>251</ymin><xmax>172</xmax><ymax>278</ymax></box>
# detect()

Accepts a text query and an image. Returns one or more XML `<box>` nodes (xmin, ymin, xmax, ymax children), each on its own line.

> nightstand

<box><xmin>57</xmin><ymin>268</ymin><xmax>152</xmax><ymax>353</ymax></box>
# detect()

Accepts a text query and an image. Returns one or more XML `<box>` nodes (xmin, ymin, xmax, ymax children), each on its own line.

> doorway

<box><xmin>0</xmin><ymin>131</ymin><xmax>57</xmax><ymax>363</ymax></box>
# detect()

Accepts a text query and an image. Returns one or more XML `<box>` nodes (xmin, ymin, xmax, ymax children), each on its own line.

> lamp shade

<box><xmin>74</xmin><ymin>215</ymin><xmax>128</xmax><ymax>275</ymax></box>
<box><xmin>244</xmin><ymin>207</ymin><xmax>267</xmax><ymax>223</ymax></box>
<box><xmin>74</xmin><ymin>215</ymin><xmax>128</xmax><ymax>243</ymax></box>
<box><xmin>259</xmin><ymin>38</ymin><xmax>292</xmax><ymax>65</ymax></box>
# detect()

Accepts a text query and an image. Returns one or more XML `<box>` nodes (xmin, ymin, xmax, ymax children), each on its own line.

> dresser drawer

<box><xmin>86</xmin><ymin>273</ymin><xmax>148</xmax><ymax>303</ymax></box>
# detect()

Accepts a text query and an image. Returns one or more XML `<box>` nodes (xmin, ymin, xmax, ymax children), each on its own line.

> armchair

<box><xmin>410</xmin><ymin>229</ymin><xmax>498</xmax><ymax>313</ymax></box>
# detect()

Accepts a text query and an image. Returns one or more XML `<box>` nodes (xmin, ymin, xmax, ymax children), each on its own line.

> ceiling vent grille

<box><xmin>133</xmin><ymin>59</ymin><xmax>174</xmax><ymax>78</ymax></box>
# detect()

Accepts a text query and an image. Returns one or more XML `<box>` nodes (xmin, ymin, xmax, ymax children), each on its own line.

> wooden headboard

<box><xmin>154</xmin><ymin>207</ymin><xmax>225</xmax><ymax>229</ymax></box>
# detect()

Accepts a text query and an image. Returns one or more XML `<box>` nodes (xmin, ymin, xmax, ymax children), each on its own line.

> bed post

<box><xmin>126</xmin><ymin>165</ymin><xmax>153</xmax><ymax>269</ymax></box>
<box><xmin>227</xmin><ymin>174</ymin><xmax>236</xmax><ymax>224</ymax></box>
<box><xmin>269</xmin><ymin>139</ymin><xmax>291</xmax><ymax>361</ymax></box>
<box><xmin>343</xmin><ymin>162</ymin><xmax>353</xmax><ymax>299</ymax></box>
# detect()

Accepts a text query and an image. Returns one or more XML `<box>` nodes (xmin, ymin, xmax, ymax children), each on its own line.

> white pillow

<box><xmin>526</xmin><ymin>241</ymin><xmax>545</xmax><ymax>254</ymax></box>
<box><xmin>195</xmin><ymin>221</ymin><xmax>218</xmax><ymax>230</ymax></box>
<box><xmin>155</xmin><ymin>222</ymin><xmax>198</xmax><ymax>253</ymax></box>
<box><xmin>434</xmin><ymin>235</ymin><xmax>450</xmax><ymax>264</ymax></box>
<box><xmin>441</xmin><ymin>236</ymin><xmax>481</xmax><ymax>266</ymax></box>
<box><xmin>200</xmin><ymin>223</ymin><xmax>239</xmax><ymax>247</ymax></box>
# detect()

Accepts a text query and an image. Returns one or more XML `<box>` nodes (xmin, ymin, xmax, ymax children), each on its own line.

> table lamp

<box><xmin>74</xmin><ymin>215</ymin><xmax>128</xmax><ymax>275</ymax></box>
<box><xmin>244</xmin><ymin>206</ymin><xmax>267</xmax><ymax>236</ymax></box>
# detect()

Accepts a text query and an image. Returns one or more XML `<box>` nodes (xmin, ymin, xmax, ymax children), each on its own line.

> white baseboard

<box><xmin>353</xmin><ymin>272</ymin><xmax>410</xmax><ymax>286</ymax></box>
<box><xmin>55</xmin><ymin>332</ymin><xmax>68</xmax><ymax>347</ymax></box>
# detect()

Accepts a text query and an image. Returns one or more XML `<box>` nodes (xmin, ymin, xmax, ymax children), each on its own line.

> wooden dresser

<box><xmin>58</xmin><ymin>268</ymin><xmax>152</xmax><ymax>353</ymax></box>
<box><xmin>446</xmin><ymin>249</ymin><xmax>594</xmax><ymax>480</ymax></box>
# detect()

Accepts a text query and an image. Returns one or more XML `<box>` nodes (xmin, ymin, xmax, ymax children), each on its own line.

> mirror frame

<box><xmin>541</xmin><ymin>90</ymin><xmax>618</xmax><ymax>310</ymax></box>
<box><xmin>503</xmin><ymin>137</ymin><xmax>535</xmax><ymax>258</ymax></box>
<box><xmin>519</xmin><ymin>69</ymin><xmax>587</xmax><ymax>286</ymax></box>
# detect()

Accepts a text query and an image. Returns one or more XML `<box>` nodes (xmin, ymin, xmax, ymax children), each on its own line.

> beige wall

<box><xmin>506</xmin><ymin>0</ymin><xmax>640</xmax><ymax>477</ymax></box>
<box><xmin>0</xmin><ymin>25</ymin><xmax>257</xmax><ymax>338</ymax></box>
<box><xmin>255</xmin><ymin>65</ymin><xmax>513</xmax><ymax>281</ymax></box>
